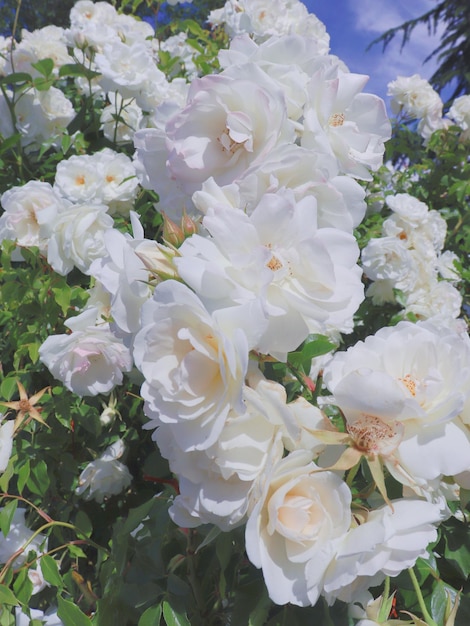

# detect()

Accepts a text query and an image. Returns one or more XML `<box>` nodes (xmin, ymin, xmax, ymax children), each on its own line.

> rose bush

<box><xmin>0</xmin><ymin>0</ymin><xmax>470</xmax><ymax>625</ymax></box>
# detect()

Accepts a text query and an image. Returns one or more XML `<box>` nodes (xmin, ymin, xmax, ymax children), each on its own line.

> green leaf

<box><xmin>216</xmin><ymin>532</ymin><xmax>233</xmax><ymax>573</ymax></box>
<box><xmin>12</xmin><ymin>566</ymin><xmax>33</xmax><ymax>605</ymax></box>
<box><xmin>288</xmin><ymin>334</ymin><xmax>336</xmax><ymax>369</ymax></box>
<box><xmin>138</xmin><ymin>605</ymin><xmax>162</xmax><ymax>626</ymax></box>
<box><xmin>162</xmin><ymin>600</ymin><xmax>190</xmax><ymax>626</ymax></box>
<box><xmin>248</xmin><ymin>588</ymin><xmax>272</xmax><ymax>626</ymax></box>
<box><xmin>0</xmin><ymin>134</ymin><xmax>22</xmax><ymax>155</ymax></box>
<box><xmin>0</xmin><ymin>311</ymin><xmax>13</xmax><ymax>325</ymax></box>
<box><xmin>0</xmin><ymin>454</ymin><xmax>15</xmax><ymax>492</ymax></box>
<box><xmin>75</xmin><ymin>510</ymin><xmax>93</xmax><ymax>538</ymax></box>
<box><xmin>414</xmin><ymin>555</ymin><xmax>438</xmax><ymax>585</ymax></box>
<box><xmin>0</xmin><ymin>584</ymin><xmax>19</xmax><ymax>606</ymax></box>
<box><xmin>67</xmin><ymin>544</ymin><xmax>87</xmax><ymax>560</ymax></box>
<box><xmin>17</xmin><ymin>460</ymin><xmax>30</xmax><ymax>495</ymax></box>
<box><xmin>431</xmin><ymin>581</ymin><xmax>458</xmax><ymax>626</ymax></box>
<box><xmin>0</xmin><ymin>378</ymin><xmax>19</xmax><ymax>401</ymax></box>
<box><xmin>59</xmin><ymin>63</ymin><xmax>100</xmax><ymax>80</ymax></box>
<box><xmin>26</xmin><ymin>341</ymin><xmax>40</xmax><ymax>364</ymax></box>
<box><xmin>32</xmin><ymin>76</ymin><xmax>55</xmax><ymax>91</ymax></box>
<box><xmin>40</xmin><ymin>554</ymin><xmax>63</xmax><ymax>588</ymax></box>
<box><xmin>232</xmin><ymin>580</ymin><xmax>271</xmax><ymax>626</ymax></box>
<box><xmin>117</xmin><ymin>498</ymin><xmax>158</xmax><ymax>537</ymax></box>
<box><xmin>31</xmin><ymin>58</ymin><xmax>54</xmax><ymax>78</ymax></box>
<box><xmin>27</xmin><ymin>459</ymin><xmax>50</xmax><ymax>496</ymax></box>
<box><xmin>443</xmin><ymin>518</ymin><xmax>470</xmax><ymax>578</ymax></box>
<box><xmin>195</xmin><ymin>525</ymin><xmax>221</xmax><ymax>553</ymax></box>
<box><xmin>0</xmin><ymin>72</ymin><xmax>32</xmax><ymax>86</ymax></box>
<box><xmin>57</xmin><ymin>596</ymin><xmax>91</xmax><ymax>626</ymax></box>
<box><xmin>52</xmin><ymin>285</ymin><xmax>72</xmax><ymax>316</ymax></box>
<box><xmin>0</xmin><ymin>499</ymin><xmax>17</xmax><ymax>537</ymax></box>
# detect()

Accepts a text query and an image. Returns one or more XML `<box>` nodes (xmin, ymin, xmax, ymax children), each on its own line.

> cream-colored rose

<box><xmin>245</xmin><ymin>450</ymin><xmax>352</xmax><ymax>606</ymax></box>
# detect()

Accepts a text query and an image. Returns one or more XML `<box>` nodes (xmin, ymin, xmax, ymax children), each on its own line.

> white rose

<box><xmin>361</xmin><ymin>236</ymin><xmax>416</xmax><ymax>291</ymax></box>
<box><xmin>76</xmin><ymin>439</ymin><xmax>132</xmax><ymax>503</ymax></box>
<box><xmin>323</xmin><ymin>499</ymin><xmax>445</xmax><ymax>604</ymax></box>
<box><xmin>159</xmin><ymin>365</ymin><xmax>325</xmax><ymax>531</ymax></box>
<box><xmin>88</xmin><ymin>214</ymin><xmax>153</xmax><ymax>338</ymax></box>
<box><xmin>245</xmin><ymin>449</ymin><xmax>352</xmax><ymax>606</ymax></box>
<box><xmin>94</xmin><ymin>148</ymin><xmax>139</xmax><ymax>215</ymax></box>
<box><xmin>436</xmin><ymin>250</ymin><xmax>460</xmax><ymax>281</ymax></box>
<box><xmin>69</xmin><ymin>0</ymin><xmax>117</xmax><ymax>30</ymax></box>
<box><xmin>323</xmin><ymin>320</ymin><xmax>470</xmax><ymax>490</ymax></box>
<box><xmin>94</xmin><ymin>41</ymin><xmax>168</xmax><ymax>106</ymax></box>
<box><xmin>133</xmin><ymin>280</ymin><xmax>264</xmax><ymax>451</ymax></box>
<box><xmin>10</xmin><ymin>25</ymin><xmax>72</xmax><ymax>76</ymax></box>
<box><xmin>302</xmin><ymin>58</ymin><xmax>391</xmax><ymax>180</ymax></box>
<box><xmin>202</xmin><ymin>143</ymin><xmax>366</xmax><ymax>232</ymax></box>
<box><xmin>219</xmin><ymin>34</ymin><xmax>324</xmax><ymax>121</ymax></box>
<box><xmin>177</xmin><ymin>189</ymin><xmax>363</xmax><ymax>359</ymax></box>
<box><xmin>15</xmin><ymin>87</ymin><xmax>74</xmax><ymax>149</ymax></box>
<box><xmin>163</xmin><ymin>63</ymin><xmax>294</xmax><ymax>193</ymax></box>
<box><xmin>39</xmin><ymin>308</ymin><xmax>133</xmax><ymax>397</ymax></box>
<box><xmin>155</xmin><ymin>411</ymin><xmax>283</xmax><ymax>531</ymax></box>
<box><xmin>209</xmin><ymin>0</ymin><xmax>330</xmax><ymax>48</ymax></box>
<box><xmin>47</xmin><ymin>203</ymin><xmax>113</xmax><ymax>275</ymax></box>
<box><xmin>54</xmin><ymin>149</ymin><xmax>139</xmax><ymax>214</ymax></box>
<box><xmin>404</xmin><ymin>279</ymin><xmax>462</xmax><ymax>323</ymax></box>
<box><xmin>54</xmin><ymin>154</ymin><xmax>104</xmax><ymax>204</ymax></box>
<box><xmin>133</xmin><ymin>126</ymin><xmax>195</xmax><ymax>221</ymax></box>
<box><xmin>387</xmin><ymin>74</ymin><xmax>442</xmax><ymax>120</ymax></box>
<box><xmin>0</xmin><ymin>180</ymin><xmax>69</xmax><ymax>255</ymax></box>
<box><xmin>385</xmin><ymin>192</ymin><xmax>429</xmax><ymax>225</ymax></box>
<box><xmin>448</xmin><ymin>94</ymin><xmax>470</xmax><ymax>130</ymax></box>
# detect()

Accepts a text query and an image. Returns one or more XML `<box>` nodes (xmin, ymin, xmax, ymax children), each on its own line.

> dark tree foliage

<box><xmin>0</xmin><ymin>0</ymin><xmax>77</xmax><ymax>35</ymax></box>
<box><xmin>0</xmin><ymin>0</ymin><xmax>225</xmax><ymax>37</ymax></box>
<box><xmin>370</xmin><ymin>0</ymin><xmax>470</xmax><ymax>103</ymax></box>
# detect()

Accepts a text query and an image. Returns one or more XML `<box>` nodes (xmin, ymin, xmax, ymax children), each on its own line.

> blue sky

<box><xmin>303</xmin><ymin>0</ymin><xmax>441</xmax><ymax>108</ymax></box>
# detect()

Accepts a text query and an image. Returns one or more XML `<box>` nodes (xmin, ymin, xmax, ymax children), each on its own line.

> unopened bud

<box><xmin>162</xmin><ymin>212</ymin><xmax>185</xmax><ymax>248</ymax></box>
<box><xmin>181</xmin><ymin>209</ymin><xmax>199</xmax><ymax>238</ymax></box>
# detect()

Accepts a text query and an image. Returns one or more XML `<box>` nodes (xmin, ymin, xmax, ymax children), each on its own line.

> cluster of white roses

<box><xmin>1</xmin><ymin>0</ymin><xmax>470</xmax><ymax>614</ymax></box>
<box><xmin>0</xmin><ymin>0</ymin><xmax>198</xmax><ymax>149</ymax></box>
<box><xmin>388</xmin><ymin>72</ymin><xmax>470</xmax><ymax>143</ymax></box>
<box><xmin>362</xmin><ymin>192</ymin><xmax>462</xmax><ymax>322</ymax></box>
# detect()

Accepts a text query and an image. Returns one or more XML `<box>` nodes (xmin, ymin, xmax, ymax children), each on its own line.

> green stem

<box><xmin>285</xmin><ymin>360</ymin><xmax>314</xmax><ymax>401</ymax></box>
<box><xmin>0</xmin><ymin>520</ymin><xmax>109</xmax><ymax>583</ymax></box>
<box><xmin>377</xmin><ymin>576</ymin><xmax>391</xmax><ymax>622</ymax></box>
<box><xmin>408</xmin><ymin>567</ymin><xmax>438</xmax><ymax>626</ymax></box>
<box><xmin>11</xmin><ymin>0</ymin><xmax>22</xmax><ymax>42</ymax></box>
<box><xmin>383</xmin><ymin>574</ymin><xmax>390</xmax><ymax>602</ymax></box>
<box><xmin>186</xmin><ymin>530</ymin><xmax>204</xmax><ymax>623</ymax></box>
